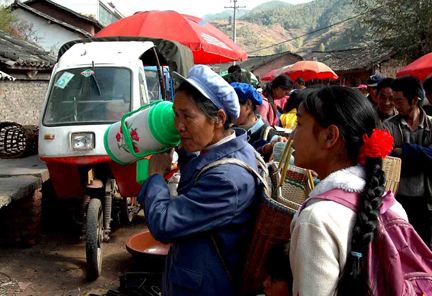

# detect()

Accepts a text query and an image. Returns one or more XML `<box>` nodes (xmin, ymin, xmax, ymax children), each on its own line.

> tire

<box><xmin>120</xmin><ymin>197</ymin><xmax>134</xmax><ymax>225</ymax></box>
<box><xmin>86</xmin><ymin>198</ymin><xmax>103</xmax><ymax>280</ymax></box>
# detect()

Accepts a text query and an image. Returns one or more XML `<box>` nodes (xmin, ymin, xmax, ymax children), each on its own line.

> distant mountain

<box><xmin>203</xmin><ymin>0</ymin><xmax>293</xmax><ymax>21</ymax></box>
<box><xmin>210</xmin><ymin>0</ymin><xmax>371</xmax><ymax>55</ymax></box>
<box><xmin>203</xmin><ymin>9</ymin><xmax>249</xmax><ymax>21</ymax></box>
<box><xmin>246</xmin><ymin>1</ymin><xmax>293</xmax><ymax>16</ymax></box>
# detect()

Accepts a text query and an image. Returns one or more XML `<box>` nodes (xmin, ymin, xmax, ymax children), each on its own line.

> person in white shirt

<box><xmin>289</xmin><ymin>86</ymin><xmax>407</xmax><ymax>296</ymax></box>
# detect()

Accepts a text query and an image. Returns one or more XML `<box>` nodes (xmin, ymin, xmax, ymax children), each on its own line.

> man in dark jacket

<box><xmin>384</xmin><ymin>76</ymin><xmax>432</xmax><ymax>247</ymax></box>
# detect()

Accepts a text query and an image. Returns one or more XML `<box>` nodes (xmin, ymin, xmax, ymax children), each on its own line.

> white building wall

<box><xmin>12</xmin><ymin>9</ymin><xmax>85</xmax><ymax>55</ymax></box>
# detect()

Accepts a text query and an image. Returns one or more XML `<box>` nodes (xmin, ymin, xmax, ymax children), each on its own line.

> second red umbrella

<box><xmin>95</xmin><ymin>10</ymin><xmax>248</xmax><ymax>65</ymax></box>
<box><xmin>278</xmin><ymin>61</ymin><xmax>338</xmax><ymax>82</ymax></box>
<box><xmin>396</xmin><ymin>52</ymin><xmax>432</xmax><ymax>81</ymax></box>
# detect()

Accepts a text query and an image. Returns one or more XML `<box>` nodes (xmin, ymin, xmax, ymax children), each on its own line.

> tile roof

<box><xmin>212</xmin><ymin>51</ymin><xmax>303</xmax><ymax>73</ymax></box>
<box><xmin>0</xmin><ymin>30</ymin><xmax>56</xmax><ymax>69</ymax></box>
<box><xmin>23</xmin><ymin>0</ymin><xmax>104</xmax><ymax>29</ymax></box>
<box><xmin>0</xmin><ymin>70</ymin><xmax>16</xmax><ymax>80</ymax></box>
<box><xmin>14</xmin><ymin>1</ymin><xmax>93</xmax><ymax>38</ymax></box>
<box><xmin>304</xmin><ymin>46</ymin><xmax>395</xmax><ymax>73</ymax></box>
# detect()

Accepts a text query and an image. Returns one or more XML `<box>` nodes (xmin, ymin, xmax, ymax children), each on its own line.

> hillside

<box><xmin>203</xmin><ymin>9</ymin><xmax>249</xmax><ymax>21</ymax></box>
<box><xmin>247</xmin><ymin>0</ymin><xmax>293</xmax><ymax>15</ymax></box>
<box><xmin>203</xmin><ymin>1</ymin><xmax>292</xmax><ymax>21</ymax></box>
<box><xmin>209</xmin><ymin>0</ymin><xmax>371</xmax><ymax>55</ymax></box>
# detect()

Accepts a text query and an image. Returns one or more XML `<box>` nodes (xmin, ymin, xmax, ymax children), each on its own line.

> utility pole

<box><xmin>225</xmin><ymin>0</ymin><xmax>245</xmax><ymax>65</ymax></box>
<box><xmin>225</xmin><ymin>0</ymin><xmax>245</xmax><ymax>43</ymax></box>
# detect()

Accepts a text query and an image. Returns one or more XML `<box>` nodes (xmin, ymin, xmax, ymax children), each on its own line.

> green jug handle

<box><xmin>121</xmin><ymin>100</ymin><xmax>175</xmax><ymax>158</ymax></box>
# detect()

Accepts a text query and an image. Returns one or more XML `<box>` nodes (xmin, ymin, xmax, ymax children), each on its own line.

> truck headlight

<box><xmin>71</xmin><ymin>133</ymin><xmax>95</xmax><ymax>150</ymax></box>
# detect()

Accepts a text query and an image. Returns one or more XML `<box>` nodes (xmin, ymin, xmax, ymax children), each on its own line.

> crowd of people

<box><xmin>137</xmin><ymin>63</ymin><xmax>432</xmax><ymax>296</ymax></box>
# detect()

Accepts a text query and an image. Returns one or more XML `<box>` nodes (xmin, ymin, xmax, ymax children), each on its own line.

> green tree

<box><xmin>319</xmin><ymin>43</ymin><xmax>326</xmax><ymax>51</ymax></box>
<box><xmin>351</xmin><ymin>0</ymin><xmax>432</xmax><ymax>61</ymax></box>
<box><xmin>228</xmin><ymin>16</ymin><xmax>232</xmax><ymax>26</ymax></box>
<box><xmin>296</xmin><ymin>37</ymin><xmax>304</xmax><ymax>49</ymax></box>
<box><xmin>274</xmin><ymin>43</ymin><xmax>291</xmax><ymax>54</ymax></box>
<box><xmin>0</xmin><ymin>5</ymin><xmax>38</xmax><ymax>44</ymax></box>
<box><xmin>0</xmin><ymin>5</ymin><xmax>16</xmax><ymax>36</ymax></box>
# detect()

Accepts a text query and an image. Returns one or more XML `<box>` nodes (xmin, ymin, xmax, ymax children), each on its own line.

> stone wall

<box><xmin>0</xmin><ymin>80</ymin><xmax>49</xmax><ymax>125</ymax></box>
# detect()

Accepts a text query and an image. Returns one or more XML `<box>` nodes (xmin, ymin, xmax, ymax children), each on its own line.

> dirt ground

<box><xmin>0</xmin><ymin>207</ymin><xmax>150</xmax><ymax>296</ymax></box>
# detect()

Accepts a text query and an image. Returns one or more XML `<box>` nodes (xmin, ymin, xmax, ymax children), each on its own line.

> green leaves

<box><xmin>350</xmin><ymin>0</ymin><xmax>432</xmax><ymax>61</ymax></box>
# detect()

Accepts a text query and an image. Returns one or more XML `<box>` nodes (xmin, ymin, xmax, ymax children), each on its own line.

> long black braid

<box><xmin>302</xmin><ymin>86</ymin><xmax>386</xmax><ymax>296</ymax></box>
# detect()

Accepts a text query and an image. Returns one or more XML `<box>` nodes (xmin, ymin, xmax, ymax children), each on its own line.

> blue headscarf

<box><xmin>231</xmin><ymin>82</ymin><xmax>262</xmax><ymax>106</ymax></box>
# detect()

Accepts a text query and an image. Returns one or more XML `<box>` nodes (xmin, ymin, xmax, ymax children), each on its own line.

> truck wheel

<box><xmin>86</xmin><ymin>198</ymin><xmax>103</xmax><ymax>280</ymax></box>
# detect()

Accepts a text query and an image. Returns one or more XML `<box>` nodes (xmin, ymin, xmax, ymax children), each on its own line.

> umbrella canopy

<box><xmin>94</xmin><ymin>10</ymin><xmax>248</xmax><ymax>64</ymax></box>
<box><xmin>278</xmin><ymin>61</ymin><xmax>338</xmax><ymax>82</ymax></box>
<box><xmin>262</xmin><ymin>69</ymin><xmax>280</xmax><ymax>81</ymax></box>
<box><xmin>272</xmin><ymin>64</ymin><xmax>294</xmax><ymax>79</ymax></box>
<box><xmin>396</xmin><ymin>52</ymin><xmax>432</xmax><ymax>81</ymax></box>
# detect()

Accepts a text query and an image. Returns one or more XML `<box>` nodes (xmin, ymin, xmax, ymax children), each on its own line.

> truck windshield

<box><xmin>43</xmin><ymin>67</ymin><xmax>131</xmax><ymax>126</ymax></box>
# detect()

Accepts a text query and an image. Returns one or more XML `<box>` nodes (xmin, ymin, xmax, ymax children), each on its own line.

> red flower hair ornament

<box><xmin>358</xmin><ymin>129</ymin><xmax>394</xmax><ymax>166</ymax></box>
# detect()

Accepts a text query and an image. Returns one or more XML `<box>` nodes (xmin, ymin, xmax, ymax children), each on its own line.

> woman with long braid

<box><xmin>289</xmin><ymin>86</ymin><xmax>408</xmax><ymax>295</ymax></box>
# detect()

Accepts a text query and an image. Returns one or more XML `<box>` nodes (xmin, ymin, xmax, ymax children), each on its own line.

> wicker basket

<box><xmin>241</xmin><ymin>193</ymin><xmax>298</xmax><ymax>295</ymax></box>
<box><xmin>269</xmin><ymin>162</ymin><xmax>309</xmax><ymax>206</ymax></box>
<box><xmin>0</xmin><ymin>122</ymin><xmax>39</xmax><ymax>159</ymax></box>
<box><xmin>382</xmin><ymin>156</ymin><xmax>402</xmax><ymax>195</ymax></box>
<box><xmin>241</xmin><ymin>161</ymin><xmax>309</xmax><ymax>295</ymax></box>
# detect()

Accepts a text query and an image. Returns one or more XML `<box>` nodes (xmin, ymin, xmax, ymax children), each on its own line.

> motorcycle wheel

<box><xmin>86</xmin><ymin>198</ymin><xmax>103</xmax><ymax>280</ymax></box>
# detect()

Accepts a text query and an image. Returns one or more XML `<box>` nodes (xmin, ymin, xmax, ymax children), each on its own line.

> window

<box><xmin>144</xmin><ymin>69</ymin><xmax>161</xmax><ymax>103</ymax></box>
<box><xmin>139</xmin><ymin>70</ymin><xmax>148</xmax><ymax>105</ymax></box>
<box><xmin>43</xmin><ymin>67</ymin><xmax>131</xmax><ymax>126</ymax></box>
<box><xmin>98</xmin><ymin>3</ymin><xmax>120</xmax><ymax>27</ymax></box>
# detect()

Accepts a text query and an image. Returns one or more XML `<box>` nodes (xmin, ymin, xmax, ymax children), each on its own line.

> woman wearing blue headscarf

<box><xmin>231</xmin><ymin>82</ymin><xmax>288</xmax><ymax>160</ymax></box>
<box><xmin>138</xmin><ymin>66</ymin><xmax>261</xmax><ymax>296</ymax></box>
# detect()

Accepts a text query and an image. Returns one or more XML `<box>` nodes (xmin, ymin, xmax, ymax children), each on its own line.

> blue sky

<box><xmin>47</xmin><ymin>0</ymin><xmax>314</xmax><ymax>18</ymax></box>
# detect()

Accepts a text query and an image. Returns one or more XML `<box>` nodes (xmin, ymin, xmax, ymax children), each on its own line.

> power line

<box><xmin>248</xmin><ymin>5</ymin><xmax>384</xmax><ymax>54</ymax></box>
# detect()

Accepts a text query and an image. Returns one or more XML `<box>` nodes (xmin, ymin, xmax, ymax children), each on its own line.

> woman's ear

<box><xmin>215</xmin><ymin>109</ymin><xmax>227</xmax><ymax>129</ymax></box>
<box><xmin>320</xmin><ymin>124</ymin><xmax>340</xmax><ymax>150</ymax></box>
<box><xmin>246</xmin><ymin>99</ymin><xmax>253</xmax><ymax>112</ymax></box>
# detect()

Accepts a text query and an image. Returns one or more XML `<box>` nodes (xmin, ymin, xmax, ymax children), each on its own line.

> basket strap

<box><xmin>195</xmin><ymin>158</ymin><xmax>271</xmax><ymax>196</ymax></box>
<box><xmin>262</xmin><ymin>125</ymin><xmax>272</xmax><ymax>141</ymax></box>
<box><xmin>195</xmin><ymin>155</ymin><xmax>271</xmax><ymax>284</ymax></box>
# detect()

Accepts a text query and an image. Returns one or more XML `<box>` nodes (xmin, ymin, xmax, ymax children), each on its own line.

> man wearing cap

<box><xmin>366</xmin><ymin>73</ymin><xmax>387</xmax><ymax>108</ymax></box>
<box><xmin>231</xmin><ymin>82</ymin><xmax>288</xmax><ymax>160</ymax></box>
<box><xmin>138</xmin><ymin>65</ymin><xmax>262</xmax><ymax>296</ymax></box>
<box><xmin>376</xmin><ymin>77</ymin><xmax>398</xmax><ymax>122</ymax></box>
<box><xmin>384</xmin><ymin>76</ymin><xmax>432</xmax><ymax>247</ymax></box>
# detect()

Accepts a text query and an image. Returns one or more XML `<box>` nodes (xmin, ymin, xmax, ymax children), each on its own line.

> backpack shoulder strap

<box><xmin>299</xmin><ymin>189</ymin><xmax>397</xmax><ymax>215</ymax></box>
<box><xmin>299</xmin><ymin>189</ymin><xmax>359</xmax><ymax>214</ymax></box>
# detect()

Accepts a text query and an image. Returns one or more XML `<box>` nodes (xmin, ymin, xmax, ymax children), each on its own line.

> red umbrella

<box><xmin>396</xmin><ymin>52</ymin><xmax>432</xmax><ymax>81</ymax></box>
<box><xmin>279</xmin><ymin>61</ymin><xmax>338</xmax><ymax>82</ymax></box>
<box><xmin>94</xmin><ymin>11</ymin><xmax>247</xmax><ymax>64</ymax></box>
<box><xmin>262</xmin><ymin>69</ymin><xmax>280</xmax><ymax>81</ymax></box>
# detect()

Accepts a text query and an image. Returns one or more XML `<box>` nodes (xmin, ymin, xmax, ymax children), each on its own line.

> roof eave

<box><xmin>22</xmin><ymin>0</ymin><xmax>105</xmax><ymax>29</ymax></box>
<box><xmin>14</xmin><ymin>1</ymin><xmax>93</xmax><ymax>37</ymax></box>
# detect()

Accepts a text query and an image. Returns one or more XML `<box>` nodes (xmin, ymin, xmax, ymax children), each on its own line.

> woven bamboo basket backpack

<box><xmin>241</xmin><ymin>140</ymin><xmax>313</xmax><ymax>295</ymax></box>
